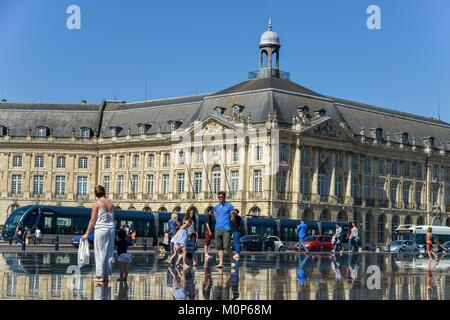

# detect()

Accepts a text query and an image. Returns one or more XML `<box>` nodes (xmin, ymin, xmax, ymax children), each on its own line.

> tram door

<box><xmin>36</xmin><ymin>209</ymin><xmax>55</xmax><ymax>234</ymax></box>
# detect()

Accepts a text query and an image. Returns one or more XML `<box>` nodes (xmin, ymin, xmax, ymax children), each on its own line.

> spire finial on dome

<box><xmin>268</xmin><ymin>17</ymin><xmax>272</xmax><ymax>31</ymax></box>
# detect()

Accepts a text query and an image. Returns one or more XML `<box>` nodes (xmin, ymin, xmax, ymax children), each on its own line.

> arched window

<box><xmin>404</xmin><ymin>215</ymin><xmax>412</xmax><ymax>225</ymax></box>
<box><xmin>320</xmin><ymin>210</ymin><xmax>330</xmax><ymax>221</ymax></box>
<box><xmin>9</xmin><ymin>203</ymin><xmax>20</xmax><ymax>214</ymax></box>
<box><xmin>128</xmin><ymin>206</ymin><xmax>136</xmax><ymax>211</ymax></box>
<box><xmin>365</xmin><ymin>213</ymin><xmax>372</xmax><ymax>244</ymax></box>
<box><xmin>142</xmin><ymin>206</ymin><xmax>151</xmax><ymax>212</ymax></box>
<box><xmin>211</xmin><ymin>165</ymin><xmax>221</xmax><ymax>195</ymax></box>
<box><xmin>250</xmin><ymin>207</ymin><xmax>261</xmax><ymax>216</ymax></box>
<box><xmin>173</xmin><ymin>206</ymin><xmax>182</xmax><ymax>213</ymax></box>
<box><xmin>432</xmin><ymin>217</ymin><xmax>442</xmax><ymax>226</ymax></box>
<box><xmin>391</xmin><ymin>215</ymin><xmax>399</xmax><ymax>239</ymax></box>
<box><xmin>115</xmin><ymin>206</ymin><xmax>122</xmax><ymax>210</ymax></box>
<box><xmin>337</xmin><ymin>211</ymin><xmax>348</xmax><ymax>222</ymax></box>
<box><xmin>158</xmin><ymin>207</ymin><xmax>167</xmax><ymax>212</ymax></box>
<box><xmin>277</xmin><ymin>208</ymin><xmax>288</xmax><ymax>217</ymax></box>
<box><xmin>303</xmin><ymin>209</ymin><xmax>314</xmax><ymax>221</ymax></box>
<box><xmin>261</xmin><ymin>50</ymin><xmax>268</xmax><ymax>68</ymax></box>
<box><xmin>417</xmin><ymin>216</ymin><xmax>425</xmax><ymax>225</ymax></box>
<box><xmin>377</xmin><ymin>215</ymin><xmax>385</xmax><ymax>244</ymax></box>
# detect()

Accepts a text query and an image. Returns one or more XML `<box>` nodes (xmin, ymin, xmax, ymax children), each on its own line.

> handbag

<box><xmin>77</xmin><ymin>239</ymin><xmax>90</xmax><ymax>267</ymax></box>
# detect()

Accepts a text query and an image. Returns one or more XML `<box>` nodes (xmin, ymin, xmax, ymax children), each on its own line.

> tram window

<box><xmin>56</xmin><ymin>217</ymin><xmax>72</xmax><ymax>234</ymax></box>
<box><xmin>133</xmin><ymin>221</ymin><xmax>151</xmax><ymax>237</ymax></box>
<box><xmin>73</xmin><ymin>217</ymin><xmax>89</xmax><ymax>235</ymax></box>
<box><xmin>43</xmin><ymin>216</ymin><xmax>54</xmax><ymax>233</ymax></box>
<box><xmin>22</xmin><ymin>210</ymin><xmax>39</xmax><ymax>228</ymax></box>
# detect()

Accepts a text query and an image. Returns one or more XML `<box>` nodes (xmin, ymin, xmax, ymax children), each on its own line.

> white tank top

<box><xmin>95</xmin><ymin>205</ymin><xmax>115</xmax><ymax>229</ymax></box>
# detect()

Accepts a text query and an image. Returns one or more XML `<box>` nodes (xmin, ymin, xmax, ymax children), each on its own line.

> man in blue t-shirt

<box><xmin>297</xmin><ymin>219</ymin><xmax>309</xmax><ymax>252</ymax></box>
<box><xmin>214</xmin><ymin>191</ymin><xmax>235</xmax><ymax>268</ymax></box>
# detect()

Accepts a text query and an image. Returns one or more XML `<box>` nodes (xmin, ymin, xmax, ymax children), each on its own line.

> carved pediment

<box><xmin>300</xmin><ymin>118</ymin><xmax>355</xmax><ymax>142</ymax></box>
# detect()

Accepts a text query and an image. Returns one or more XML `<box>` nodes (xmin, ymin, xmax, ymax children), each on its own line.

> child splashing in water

<box><xmin>168</xmin><ymin>219</ymin><xmax>191</xmax><ymax>268</ymax></box>
<box><xmin>116</xmin><ymin>229</ymin><xmax>130</xmax><ymax>281</ymax></box>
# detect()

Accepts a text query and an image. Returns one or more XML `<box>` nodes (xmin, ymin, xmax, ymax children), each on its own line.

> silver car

<box><xmin>385</xmin><ymin>240</ymin><xmax>418</xmax><ymax>253</ymax></box>
<box><xmin>267</xmin><ymin>236</ymin><xmax>286</xmax><ymax>252</ymax></box>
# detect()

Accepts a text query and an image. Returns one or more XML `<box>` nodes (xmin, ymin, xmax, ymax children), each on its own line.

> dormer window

<box><xmin>314</xmin><ymin>109</ymin><xmax>326</xmax><ymax>118</ymax></box>
<box><xmin>109</xmin><ymin>126</ymin><xmax>123</xmax><ymax>137</ymax></box>
<box><xmin>137</xmin><ymin>123</ymin><xmax>152</xmax><ymax>135</ymax></box>
<box><xmin>232</xmin><ymin>105</ymin><xmax>244</xmax><ymax>116</ymax></box>
<box><xmin>214</xmin><ymin>106</ymin><xmax>226</xmax><ymax>115</ymax></box>
<box><xmin>80</xmin><ymin>127</ymin><xmax>93</xmax><ymax>139</ymax></box>
<box><xmin>37</xmin><ymin>126</ymin><xmax>49</xmax><ymax>137</ymax></box>
<box><xmin>371</xmin><ymin>128</ymin><xmax>383</xmax><ymax>142</ymax></box>
<box><xmin>168</xmin><ymin>120</ymin><xmax>182</xmax><ymax>131</ymax></box>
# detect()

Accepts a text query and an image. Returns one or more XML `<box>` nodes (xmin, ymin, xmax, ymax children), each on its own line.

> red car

<box><xmin>295</xmin><ymin>235</ymin><xmax>333</xmax><ymax>252</ymax></box>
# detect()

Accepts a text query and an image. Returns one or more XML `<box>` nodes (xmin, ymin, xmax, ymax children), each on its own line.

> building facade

<box><xmin>1</xmin><ymin>21</ymin><xmax>449</xmax><ymax>246</ymax></box>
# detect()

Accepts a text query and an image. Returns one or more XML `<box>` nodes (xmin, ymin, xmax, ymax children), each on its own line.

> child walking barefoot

<box><xmin>116</xmin><ymin>229</ymin><xmax>130</xmax><ymax>281</ymax></box>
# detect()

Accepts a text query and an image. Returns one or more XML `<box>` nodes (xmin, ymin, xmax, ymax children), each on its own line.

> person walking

<box><xmin>214</xmin><ymin>191</ymin><xmax>235</xmax><ymax>268</ymax></box>
<box><xmin>82</xmin><ymin>185</ymin><xmax>115</xmax><ymax>284</ymax></box>
<box><xmin>231</xmin><ymin>209</ymin><xmax>242</xmax><ymax>261</ymax></box>
<box><xmin>34</xmin><ymin>227</ymin><xmax>42</xmax><ymax>245</ymax></box>
<box><xmin>204</xmin><ymin>206</ymin><xmax>214</xmax><ymax>259</ymax></box>
<box><xmin>297</xmin><ymin>219</ymin><xmax>309</xmax><ymax>253</ymax></box>
<box><xmin>348</xmin><ymin>222</ymin><xmax>359</xmax><ymax>252</ymax></box>
<box><xmin>168</xmin><ymin>213</ymin><xmax>179</xmax><ymax>254</ymax></box>
<box><xmin>426</xmin><ymin>227</ymin><xmax>438</xmax><ymax>261</ymax></box>
<box><xmin>333</xmin><ymin>223</ymin><xmax>344</xmax><ymax>254</ymax></box>
<box><xmin>185</xmin><ymin>207</ymin><xmax>198</xmax><ymax>267</ymax></box>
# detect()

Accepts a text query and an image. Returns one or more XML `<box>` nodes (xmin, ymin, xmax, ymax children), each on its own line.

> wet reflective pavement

<box><xmin>0</xmin><ymin>252</ymin><xmax>449</xmax><ymax>300</ymax></box>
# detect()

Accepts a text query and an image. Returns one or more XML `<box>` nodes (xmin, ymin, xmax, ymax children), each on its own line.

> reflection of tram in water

<box><xmin>2</xmin><ymin>205</ymin><xmax>349</xmax><ymax>249</ymax></box>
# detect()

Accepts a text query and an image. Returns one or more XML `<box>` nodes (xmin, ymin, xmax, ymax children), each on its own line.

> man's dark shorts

<box><xmin>205</xmin><ymin>231</ymin><xmax>213</xmax><ymax>246</ymax></box>
<box><xmin>215</xmin><ymin>229</ymin><xmax>231</xmax><ymax>250</ymax></box>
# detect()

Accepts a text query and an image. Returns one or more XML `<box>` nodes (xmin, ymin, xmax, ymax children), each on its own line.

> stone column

<box><xmin>311</xmin><ymin>149</ymin><xmax>319</xmax><ymax>202</ymax></box>
<box><xmin>345</xmin><ymin>153</ymin><xmax>353</xmax><ymax>205</ymax></box>
<box><xmin>329</xmin><ymin>152</ymin><xmax>337</xmax><ymax>204</ymax></box>
<box><xmin>23</xmin><ymin>153</ymin><xmax>32</xmax><ymax>198</ymax></box>
<box><xmin>426</xmin><ymin>162</ymin><xmax>432</xmax><ymax>224</ymax></box>
<box><xmin>140</xmin><ymin>152</ymin><xmax>146</xmax><ymax>200</ymax></box>
<box><xmin>292</xmin><ymin>139</ymin><xmax>301</xmax><ymax>205</ymax></box>
<box><xmin>202</xmin><ymin>147</ymin><xmax>208</xmax><ymax>199</ymax></box>
<box><xmin>110</xmin><ymin>154</ymin><xmax>116</xmax><ymax>201</ymax></box>
<box><xmin>238</xmin><ymin>142</ymin><xmax>246</xmax><ymax>200</ymax></box>
<box><xmin>46</xmin><ymin>154</ymin><xmax>54</xmax><ymax>199</ymax></box>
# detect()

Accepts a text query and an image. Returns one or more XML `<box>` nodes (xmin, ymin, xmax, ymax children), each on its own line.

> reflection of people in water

<box><xmin>231</xmin><ymin>261</ymin><xmax>240</xmax><ymax>300</ymax></box>
<box><xmin>168</xmin><ymin>267</ymin><xmax>186</xmax><ymax>300</ymax></box>
<box><xmin>184</xmin><ymin>268</ymin><xmax>196</xmax><ymax>300</ymax></box>
<box><xmin>212</xmin><ymin>269</ymin><xmax>231</xmax><ymax>300</ymax></box>
<box><xmin>331</xmin><ymin>255</ymin><xmax>342</xmax><ymax>282</ymax></box>
<box><xmin>202</xmin><ymin>265</ymin><xmax>213</xmax><ymax>300</ymax></box>
<box><xmin>297</xmin><ymin>255</ymin><xmax>308</xmax><ymax>286</ymax></box>
<box><xmin>425</xmin><ymin>262</ymin><xmax>434</xmax><ymax>299</ymax></box>
<box><xmin>434</xmin><ymin>240</ymin><xmax>448</xmax><ymax>261</ymax></box>
<box><xmin>118</xmin><ymin>281</ymin><xmax>129</xmax><ymax>300</ymax></box>
<box><xmin>347</xmin><ymin>253</ymin><xmax>360</xmax><ymax>281</ymax></box>
<box><xmin>94</xmin><ymin>282</ymin><xmax>112</xmax><ymax>300</ymax></box>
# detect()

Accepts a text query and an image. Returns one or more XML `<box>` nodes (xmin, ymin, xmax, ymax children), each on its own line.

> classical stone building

<box><xmin>0</xmin><ymin>20</ymin><xmax>449</xmax><ymax>245</ymax></box>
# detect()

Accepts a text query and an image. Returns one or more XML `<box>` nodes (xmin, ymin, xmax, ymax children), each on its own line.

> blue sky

<box><xmin>0</xmin><ymin>0</ymin><xmax>449</xmax><ymax>122</ymax></box>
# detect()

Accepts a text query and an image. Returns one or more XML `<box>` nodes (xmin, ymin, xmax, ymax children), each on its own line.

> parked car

<box><xmin>239</xmin><ymin>235</ymin><xmax>276</xmax><ymax>252</ymax></box>
<box><xmin>267</xmin><ymin>236</ymin><xmax>286</xmax><ymax>252</ymax></box>
<box><xmin>295</xmin><ymin>235</ymin><xmax>333</xmax><ymax>252</ymax></box>
<box><xmin>72</xmin><ymin>232</ymin><xmax>94</xmax><ymax>249</ymax></box>
<box><xmin>384</xmin><ymin>240</ymin><xmax>418</xmax><ymax>253</ymax></box>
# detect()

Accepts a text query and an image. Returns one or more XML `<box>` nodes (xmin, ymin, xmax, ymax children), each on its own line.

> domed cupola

<box><xmin>258</xmin><ymin>18</ymin><xmax>281</xmax><ymax>78</ymax></box>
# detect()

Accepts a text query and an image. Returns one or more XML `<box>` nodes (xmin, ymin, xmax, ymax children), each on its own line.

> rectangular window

<box><xmin>318</xmin><ymin>174</ymin><xmax>327</xmax><ymax>197</ymax></box>
<box><xmin>131</xmin><ymin>175</ymin><xmax>139</xmax><ymax>195</ymax></box>
<box><xmin>163</xmin><ymin>153</ymin><xmax>170</xmax><ymax>168</ymax></box>
<box><xmin>12</xmin><ymin>155</ymin><xmax>22</xmax><ymax>167</ymax></box>
<box><xmin>378</xmin><ymin>183</ymin><xmax>385</xmax><ymax>202</ymax></box>
<box><xmin>103</xmin><ymin>176</ymin><xmax>110</xmax><ymax>195</ymax></box>
<box><xmin>403</xmin><ymin>183</ymin><xmax>410</xmax><ymax>205</ymax></box>
<box><xmin>335</xmin><ymin>176</ymin><xmax>343</xmax><ymax>198</ymax></box>
<box><xmin>77</xmin><ymin>176</ymin><xmax>88</xmax><ymax>196</ymax></box>
<box><xmin>378</xmin><ymin>159</ymin><xmax>385</xmax><ymax>175</ymax></box>
<box><xmin>194</xmin><ymin>173</ymin><xmax>202</xmax><ymax>196</ymax></box>
<box><xmin>35</xmin><ymin>155</ymin><xmax>44</xmax><ymax>168</ymax></box>
<box><xmin>391</xmin><ymin>181</ymin><xmax>398</xmax><ymax>205</ymax></box>
<box><xmin>117</xmin><ymin>175</ymin><xmax>124</xmax><ymax>195</ymax></box>
<box><xmin>415</xmin><ymin>185</ymin><xmax>422</xmax><ymax>205</ymax></box>
<box><xmin>148</xmin><ymin>154</ymin><xmax>155</xmax><ymax>168</ymax></box>
<box><xmin>416</xmin><ymin>164</ymin><xmax>423</xmax><ymax>179</ymax></box>
<box><xmin>279</xmin><ymin>145</ymin><xmax>288</xmax><ymax>162</ymax></box>
<box><xmin>55</xmin><ymin>176</ymin><xmax>66</xmax><ymax>196</ymax></box>
<box><xmin>445</xmin><ymin>167</ymin><xmax>450</xmax><ymax>182</ymax></box>
<box><xmin>391</xmin><ymin>160</ymin><xmax>398</xmax><ymax>177</ymax></box>
<box><xmin>132</xmin><ymin>155</ymin><xmax>140</xmax><ymax>168</ymax></box>
<box><xmin>364</xmin><ymin>158</ymin><xmax>372</xmax><ymax>175</ymax></box>
<box><xmin>195</xmin><ymin>150</ymin><xmax>203</xmax><ymax>164</ymax></box>
<box><xmin>178</xmin><ymin>151</ymin><xmax>185</xmax><ymax>165</ymax></box>
<box><xmin>232</xmin><ymin>144</ymin><xmax>239</xmax><ymax>163</ymax></box>
<box><xmin>230</xmin><ymin>171</ymin><xmax>239</xmax><ymax>198</ymax></box>
<box><xmin>177</xmin><ymin>173</ymin><xmax>185</xmax><ymax>194</ymax></box>
<box><xmin>300</xmin><ymin>172</ymin><xmax>309</xmax><ymax>194</ymax></box>
<box><xmin>404</xmin><ymin>163</ymin><xmax>411</xmax><ymax>178</ymax></box>
<box><xmin>278</xmin><ymin>170</ymin><xmax>287</xmax><ymax>193</ymax></box>
<box><xmin>118</xmin><ymin>156</ymin><xmax>125</xmax><ymax>169</ymax></box>
<box><xmin>104</xmin><ymin>156</ymin><xmax>111</xmax><ymax>169</ymax></box>
<box><xmin>56</xmin><ymin>156</ymin><xmax>66</xmax><ymax>168</ymax></box>
<box><xmin>351</xmin><ymin>178</ymin><xmax>358</xmax><ymax>199</ymax></box>
<box><xmin>253</xmin><ymin>170</ymin><xmax>262</xmax><ymax>194</ymax></box>
<box><xmin>364</xmin><ymin>180</ymin><xmax>371</xmax><ymax>201</ymax></box>
<box><xmin>162</xmin><ymin>174</ymin><xmax>170</xmax><ymax>194</ymax></box>
<box><xmin>335</xmin><ymin>153</ymin><xmax>342</xmax><ymax>168</ymax></box>
<box><xmin>352</xmin><ymin>155</ymin><xmax>359</xmax><ymax>171</ymax></box>
<box><xmin>33</xmin><ymin>175</ymin><xmax>44</xmax><ymax>195</ymax></box>
<box><xmin>432</xmin><ymin>185</ymin><xmax>439</xmax><ymax>204</ymax></box>
<box><xmin>78</xmin><ymin>157</ymin><xmax>88</xmax><ymax>169</ymax></box>
<box><xmin>146</xmin><ymin>175</ymin><xmax>154</xmax><ymax>195</ymax></box>
<box><xmin>301</xmin><ymin>149</ymin><xmax>309</xmax><ymax>166</ymax></box>
<box><xmin>11</xmin><ymin>175</ymin><xmax>22</xmax><ymax>194</ymax></box>
<box><xmin>433</xmin><ymin>165</ymin><xmax>439</xmax><ymax>179</ymax></box>
<box><xmin>255</xmin><ymin>145</ymin><xmax>263</xmax><ymax>161</ymax></box>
